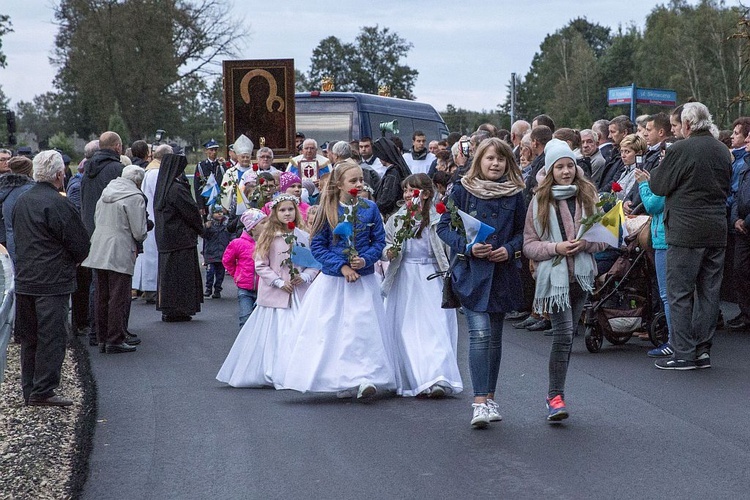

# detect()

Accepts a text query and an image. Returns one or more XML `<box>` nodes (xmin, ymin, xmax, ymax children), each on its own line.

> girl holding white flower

<box><xmin>381</xmin><ymin>173</ymin><xmax>463</xmax><ymax>398</ymax></box>
<box><xmin>523</xmin><ymin>139</ymin><xmax>608</xmax><ymax>423</ymax></box>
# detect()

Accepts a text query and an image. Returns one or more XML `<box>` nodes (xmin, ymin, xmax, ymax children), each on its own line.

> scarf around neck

<box><xmin>461</xmin><ymin>176</ymin><xmax>523</xmax><ymax>200</ymax></box>
<box><xmin>530</xmin><ymin>196</ymin><xmax>595</xmax><ymax>314</ymax></box>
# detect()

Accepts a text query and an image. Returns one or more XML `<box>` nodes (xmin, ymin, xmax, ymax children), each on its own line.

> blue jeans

<box><xmin>464</xmin><ymin>309</ymin><xmax>504</xmax><ymax>397</ymax></box>
<box><xmin>654</xmin><ymin>249</ymin><xmax>671</xmax><ymax>341</ymax></box>
<box><xmin>237</xmin><ymin>288</ymin><xmax>257</xmax><ymax>328</ymax></box>
<box><xmin>548</xmin><ymin>283</ymin><xmax>587</xmax><ymax>399</ymax></box>
<box><xmin>206</xmin><ymin>263</ymin><xmax>225</xmax><ymax>293</ymax></box>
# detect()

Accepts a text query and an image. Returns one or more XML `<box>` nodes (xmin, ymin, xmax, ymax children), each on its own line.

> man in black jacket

<box><xmin>13</xmin><ymin>151</ymin><xmax>90</xmax><ymax>406</ymax></box>
<box><xmin>80</xmin><ymin>131</ymin><xmax>125</xmax><ymax>346</ymax></box>
<box><xmin>651</xmin><ymin>102</ymin><xmax>732</xmax><ymax>370</ymax></box>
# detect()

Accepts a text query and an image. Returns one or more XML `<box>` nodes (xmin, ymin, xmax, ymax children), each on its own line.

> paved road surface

<box><xmin>83</xmin><ymin>280</ymin><xmax>750</xmax><ymax>499</ymax></box>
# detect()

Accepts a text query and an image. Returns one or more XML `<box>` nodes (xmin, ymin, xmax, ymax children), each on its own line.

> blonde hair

<box><xmin>464</xmin><ymin>137</ymin><xmax>525</xmax><ymax>188</ymax></box>
<box><xmin>311</xmin><ymin>159</ymin><xmax>362</xmax><ymax>237</ymax></box>
<box><xmin>619</xmin><ymin>134</ymin><xmax>647</xmax><ymax>154</ymax></box>
<box><xmin>253</xmin><ymin>199</ymin><xmax>302</xmax><ymax>259</ymax></box>
<box><xmin>534</xmin><ymin>163</ymin><xmax>598</xmax><ymax>238</ymax></box>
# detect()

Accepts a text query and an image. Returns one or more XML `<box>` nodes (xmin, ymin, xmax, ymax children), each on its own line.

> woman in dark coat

<box><xmin>372</xmin><ymin>137</ymin><xmax>412</xmax><ymax>220</ymax></box>
<box><xmin>153</xmin><ymin>154</ymin><xmax>204</xmax><ymax>322</ymax></box>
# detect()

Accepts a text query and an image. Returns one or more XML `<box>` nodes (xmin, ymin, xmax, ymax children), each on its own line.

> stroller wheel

<box><xmin>649</xmin><ymin>312</ymin><xmax>668</xmax><ymax>347</ymax></box>
<box><xmin>584</xmin><ymin>325</ymin><xmax>603</xmax><ymax>353</ymax></box>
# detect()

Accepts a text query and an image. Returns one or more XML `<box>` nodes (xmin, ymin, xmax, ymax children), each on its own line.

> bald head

<box><xmin>99</xmin><ymin>131</ymin><xmax>123</xmax><ymax>153</ymax></box>
<box><xmin>511</xmin><ymin>120</ymin><xmax>531</xmax><ymax>147</ymax></box>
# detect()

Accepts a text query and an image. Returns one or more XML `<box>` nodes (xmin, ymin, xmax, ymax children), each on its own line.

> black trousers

<box><xmin>16</xmin><ymin>293</ymin><xmax>70</xmax><ymax>402</ymax></box>
<box><xmin>71</xmin><ymin>265</ymin><xmax>91</xmax><ymax>331</ymax></box>
<box><xmin>95</xmin><ymin>269</ymin><xmax>131</xmax><ymax>345</ymax></box>
<box><xmin>734</xmin><ymin>234</ymin><xmax>750</xmax><ymax>320</ymax></box>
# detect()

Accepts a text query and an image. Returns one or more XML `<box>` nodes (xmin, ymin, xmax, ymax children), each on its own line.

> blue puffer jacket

<box><xmin>311</xmin><ymin>198</ymin><xmax>385</xmax><ymax>277</ymax></box>
<box><xmin>436</xmin><ymin>183</ymin><xmax>525</xmax><ymax>313</ymax></box>
<box><xmin>638</xmin><ymin>181</ymin><xmax>666</xmax><ymax>250</ymax></box>
<box><xmin>728</xmin><ymin>147</ymin><xmax>748</xmax><ymax>209</ymax></box>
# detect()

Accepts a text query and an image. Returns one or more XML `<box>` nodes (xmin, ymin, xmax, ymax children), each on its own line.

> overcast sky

<box><xmin>2</xmin><ymin>0</ymin><xmax>745</xmax><ymax>112</ymax></box>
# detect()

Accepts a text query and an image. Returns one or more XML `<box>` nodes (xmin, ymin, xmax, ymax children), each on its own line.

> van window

<box><xmin>296</xmin><ymin>112</ymin><xmax>353</xmax><ymax>144</ymax></box>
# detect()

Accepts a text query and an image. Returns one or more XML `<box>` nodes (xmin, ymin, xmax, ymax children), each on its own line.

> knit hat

<box><xmin>210</xmin><ymin>204</ymin><xmax>224</xmax><ymax>214</ymax></box>
<box><xmin>543</xmin><ymin>138</ymin><xmax>576</xmax><ymax>174</ymax></box>
<box><xmin>279</xmin><ymin>172</ymin><xmax>301</xmax><ymax>193</ymax></box>
<box><xmin>302</xmin><ymin>179</ymin><xmax>317</xmax><ymax>196</ymax></box>
<box><xmin>8</xmin><ymin>156</ymin><xmax>33</xmax><ymax>177</ymax></box>
<box><xmin>240</xmin><ymin>208</ymin><xmax>266</xmax><ymax>232</ymax></box>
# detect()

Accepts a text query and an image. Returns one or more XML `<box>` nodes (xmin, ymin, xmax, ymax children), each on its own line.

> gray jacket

<box><xmin>82</xmin><ymin>177</ymin><xmax>148</xmax><ymax>275</ymax></box>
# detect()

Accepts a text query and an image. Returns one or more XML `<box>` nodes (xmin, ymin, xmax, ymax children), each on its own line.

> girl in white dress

<box><xmin>382</xmin><ymin>173</ymin><xmax>463</xmax><ymax>398</ymax></box>
<box><xmin>276</xmin><ymin>160</ymin><xmax>396</xmax><ymax>399</ymax></box>
<box><xmin>216</xmin><ymin>195</ymin><xmax>318</xmax><ymax>387</ymax></box>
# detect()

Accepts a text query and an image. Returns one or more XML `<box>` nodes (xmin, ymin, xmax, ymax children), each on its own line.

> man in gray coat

<box><xmin>650</xmin><ymin>102</ymin><xmax>732</xmax><ymax>370</ymax></box>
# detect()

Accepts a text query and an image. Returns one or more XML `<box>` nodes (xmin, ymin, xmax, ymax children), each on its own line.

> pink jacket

<box><xmin>222</xmin><ymin>232</ymin><xmax>258</xmax><ymax>291</ymax></box>
<box><xmin>523</xmin><ymin>198</ymin><xmax>608</xmax><ymax>279</ymax></box>
<box><xmin>261</xmin><ymin>200</ymin><xmax>310</xmax><ymax>220</ymax></box>
<box><xmin>255</xmin><ymin>234</ymin><xmax>319</xmax><ymax>308</ymax></box>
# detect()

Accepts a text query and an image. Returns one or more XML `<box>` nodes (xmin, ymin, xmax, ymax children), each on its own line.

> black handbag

<box><xmin>427</xmin><ymin>254</ymin><xmax>462</xmax><ymax>309</ymax></box>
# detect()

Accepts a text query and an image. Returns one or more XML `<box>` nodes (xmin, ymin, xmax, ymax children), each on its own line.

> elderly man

<box><xmin>132</xmin><ymin>144</ymin><xmax>172</xmax><ymax>304</ymax></box>
<box><xmin>592</xmin><ymin>119</ymin><xmax>613</xmax><ymax>162</ymax></box>
<box><xmin>81</xmin><ymin>131</ymin><xmax>125</xmax><ymax>347</ymax></box>
<box><xmin>330</xmin><ymin>141</ymin><xmax>380</xmax><ymax>189</ymax></box>
<box><xmin>255</xmin><ymin>147</ymin><xmax>280</xmax><ymax>174</ymax></box>
<box><xmin>83</xmin><ymin>166</ymin><xmax>148</xmax><ymax>353</ymax></box>
<box><xmin>580</xmin><ymin>129</ymin><xmax>604</xmax><ymax>183</ymax></box>
<box><xmin>14</xmin><ymin>151</ymin><xmax>90</xmax><ymax>406</ymax></box>
<box><xmin>510</xmin><ymin>120</ymin><xmax>531</xmax><ymax>163</ymax></box>
<box><xmin>650</xmin><ymin>102</ymin><xmax>732</xmax><ymax>370</ymax></box>
<box><xmin>220</xmin><ymin>135</ymin><xmax>255</xmax><ymax>215</ymax></box>
<box><xmin>0</xmin><ymin>148</ymin><xmax>11</xmax><ymax>174</ymax></box>
<box><xmin>287</xmin><ymin>138</ymin><xmax>331</xmax><ymax>182</ymax></box>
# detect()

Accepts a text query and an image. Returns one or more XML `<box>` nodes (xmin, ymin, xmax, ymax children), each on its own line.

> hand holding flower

<box><xmin>341</xmin><ymin>265</ymin><xmax>360</xmax><ymax>283</ymax></box>
<box><xmin>349</xmin><ymin>256</ymin><xmax>365</xmax><ymax>270</ymax></box>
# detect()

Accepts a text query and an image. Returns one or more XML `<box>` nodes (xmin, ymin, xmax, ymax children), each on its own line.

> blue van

<box><xmin>295</xmin><ymin>92</ymin><xmax>449</xmax><ymax>145</ymax></box>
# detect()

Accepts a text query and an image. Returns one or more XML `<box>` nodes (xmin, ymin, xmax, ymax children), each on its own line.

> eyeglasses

<box><xmin>258</xmin><ymin>155</ymin><xmax>272</xmax><ymax>159</ymax></box>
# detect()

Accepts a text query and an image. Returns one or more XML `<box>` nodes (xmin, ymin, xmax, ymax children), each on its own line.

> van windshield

<box><xmin>296</xmin><ymin>113</ymin><xmax>352</xmax><ymax>145</ymax></box>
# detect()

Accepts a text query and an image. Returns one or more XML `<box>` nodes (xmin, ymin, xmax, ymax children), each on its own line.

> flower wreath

<box><xmin>270</xmin><ymin>194</ymin><xmax>300</xmax><ymax>209</ymax></box>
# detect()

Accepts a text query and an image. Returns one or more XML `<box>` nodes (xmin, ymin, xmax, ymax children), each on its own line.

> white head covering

<box><xmin>233</xmin><ymin>134</ymin><xmax>254</xmax><ymax>156</ymax></box>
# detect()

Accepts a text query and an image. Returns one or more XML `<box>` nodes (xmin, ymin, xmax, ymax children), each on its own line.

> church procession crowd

<box><xmin>6</xmin><ymin>97</ymin><xmax>747</xmax><ymax>429</ymax></box>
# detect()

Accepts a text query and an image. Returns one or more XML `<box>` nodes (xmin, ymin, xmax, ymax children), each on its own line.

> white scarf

<box><xmin>531</xmin><ymin>193</ymin><xmax>595</xmax><ymax>314</ymax></box>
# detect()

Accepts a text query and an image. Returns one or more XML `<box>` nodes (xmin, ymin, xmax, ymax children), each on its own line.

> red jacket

<box><xmin>222</xmin><ymin>232</ymin><xmax>257</xmax><ymax>291</ymax></box>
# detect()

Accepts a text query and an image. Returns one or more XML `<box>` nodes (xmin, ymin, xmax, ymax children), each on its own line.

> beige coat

<box><xmin>82</xmin><ymin>177</ymin><xmax>148</xmax><ymax>275</ymax></box>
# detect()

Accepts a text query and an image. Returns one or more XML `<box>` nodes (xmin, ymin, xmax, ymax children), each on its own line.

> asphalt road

<box><xmin>82</xmin><ymin>279</ymin><xmax>750</xmax><ymax>499</ymax></box>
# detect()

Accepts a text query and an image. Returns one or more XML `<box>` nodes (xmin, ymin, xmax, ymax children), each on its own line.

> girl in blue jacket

<box><xmin>275</xmin><ymin>160</ymin><xmax>396</xmax><ymax>399</ymax></box>
<box><xmin>437</xmin><ymin>138</ymin><xmax>526</xmax><ymax>429</ymax></box>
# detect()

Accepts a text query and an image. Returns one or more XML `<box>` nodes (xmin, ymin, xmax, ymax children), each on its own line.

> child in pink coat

<box><xmin>217</xmin><ymin>195</ymin><xmax>319</xmax><ymax>388</ymax></box>
<box><xmin>222</xmin><ymin>209</ymin><xmax>266</xmax><ymax>328</ymax></box>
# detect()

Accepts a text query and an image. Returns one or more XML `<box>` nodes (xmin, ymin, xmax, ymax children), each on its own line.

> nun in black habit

<box><xmin>153</xmin><ymin>154</ymin><xmax>204</xmax><ymax>322</ymax></box>
<box><xmin>372</xmin><ymin>137</ymin><xmax>412</xmax><ymax>220</ymax></box>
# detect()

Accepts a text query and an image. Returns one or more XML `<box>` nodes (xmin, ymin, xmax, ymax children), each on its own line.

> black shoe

<box><xmin>204</xmin><ymin>290</ymin><xmax>212</xmax><ymax>297</ymax></box>
<box><xmin>726</xmin><ymin>313</ymin><xmax>746</xmax><ymax>327</ymax></box>
<box><xmin>506</xmin><ymin>310</ymin><xmax>530</xmax><ymax>321</ymax></box>
<box><xmin>125</xmin><ymin>336</ymin><xmax>141</xmax><ymax>346</ymax></box>
<box><xmin>212</xmin><ymin>292</ymin><xmax>221</xmax><ymax>299</ymax></box>
<box><xmin>162</xmin><ymin>314</ymin><xmax>193</xmax><ymax>323</ymax></box>
<box><xmin>727</xmin><ymin>320</ymin><xmax>750</xmax><ymax>332</ymax></box>
<box><xmin>75</xmin><ymin>326</ymin><xmax>91</xmax><ymax>337</ymax></box>
<box><xmin>695</xmin><ymin>353</ymin><xmax>711</xmax><ymax>369</ymax></box>
<box><xmin>513</xmin><ymin>315</ymin><xmax>540</xmax><ymax>329</ymax></box>
<box><xmin>28</xmin><ymin>395</ymin><xmax>74</xmax><ymax>407</ymax></box>
<box><xmin>654</xmin><ymin>357</ymin><xmax>696</xmax><ymax>370</ymax></box>
<box><xmin>527</xmin><ymin>318</ymin><xmax>552</xmax><ymax>331</ymax></box>
<box><xmin>105</xmin><ymin>343</ymin><xmax>137</xmax><ymax>353</ymax></box>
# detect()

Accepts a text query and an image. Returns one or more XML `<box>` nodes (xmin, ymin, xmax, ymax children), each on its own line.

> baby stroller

<box><xmin>583</xmin><ymin>222</ymin><xmax>668</xmax><ymax>353</ymax></box>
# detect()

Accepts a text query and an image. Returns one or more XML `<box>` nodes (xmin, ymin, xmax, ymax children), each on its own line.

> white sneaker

<box><xmin>471</xmin><ymin>403</ymin><xmax>490</xmax><ymax>429</ymax></box>
<box><xmin>486</xmin><ymin>398</ymin><xmax>503</xmax><ymax>422</ymax></box>
<box><xmin>357</xmin><ymin>383</ymin><xmax>377</xmax><ymax>399</ymax></box>
<box><xmin>336</xmin><ymin>388</ymin><xmax>356</xmax><ymax>399</ymax></box>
